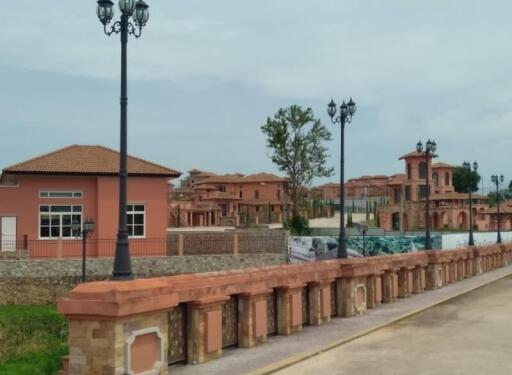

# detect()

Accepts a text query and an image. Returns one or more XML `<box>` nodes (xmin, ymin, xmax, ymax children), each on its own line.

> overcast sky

<box><xmin>1</xmin><ymin>1</ymin><xmax>511</xmax><ymax>191</ymax></box>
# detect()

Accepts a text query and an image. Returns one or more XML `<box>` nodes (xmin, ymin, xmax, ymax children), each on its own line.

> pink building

<box><xmin>0</xmin><ymin>145</ymin><xmax>180</xmax><ymax>258</ymax></box>
<box><xmin>379</xmin><ymin>149</ymin><xmax>494</xmax><ymax>232</ymax></box>
<box><xmin>169</xmin><ymin>171</ymin><xmax>288</xmax><ymax>227</ymax></box>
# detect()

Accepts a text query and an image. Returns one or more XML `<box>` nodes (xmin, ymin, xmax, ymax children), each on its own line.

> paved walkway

<box><xmin>170</xmin><ymin>265</ymin><xmax>512</xmax><ymax>375</ymax></box>
<box><xmin>277</xmin><ymin>275</ymin><xmax>512</xmax><ymax>375</ymax></box>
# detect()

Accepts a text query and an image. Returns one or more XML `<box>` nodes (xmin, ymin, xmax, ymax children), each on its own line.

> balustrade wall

<box><xmin>57</xmin><ymin>243</ymin><xmax>512</xmax><ymax>375</ymax></box>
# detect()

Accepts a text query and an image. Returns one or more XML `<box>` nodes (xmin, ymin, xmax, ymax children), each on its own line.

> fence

<box><xmin>0</xmin><ymin>231</ymin><xmax>288</xmax><ymax>259</ymax></box>
<box><xmin>0</xmin><ymin>235</ymin><xmax>28</xmax><ymax>251</ymax></box>
<box><xmin>167</xmin><ymin>230</ymin><xmax>288</xmax><ymax>256</ymax></box>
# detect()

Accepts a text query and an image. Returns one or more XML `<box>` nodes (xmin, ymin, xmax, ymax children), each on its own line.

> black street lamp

<box><xmin>491</xmin><ymin>174</ymin><xmax>505</xmax><ymax>244</ymax></box>
<box><xmin>463</xmin><ymin>161</ymin><xmax>478</xmax><ymax>246</ymax></box>
<box><xmin>96</xmin><ymin>0</ymin><xmax>150</xmax><ymax>280</ymax></box>
<box><xmin>416</xmin><ymin>139</ymin><xmax>437</xmax><ymax>250</ymax></box>
<box><xmin>73</xmin><ymin>218</ymin><xmax>96</xmax><ymax>283</ymax></box>
<box><xmin>327</xmin><ymin>98</ymin><xmax>356</xmax><ymax>258</ymax></box>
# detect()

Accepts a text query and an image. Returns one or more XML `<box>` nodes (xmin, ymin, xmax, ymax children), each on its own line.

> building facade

<box><xmin>0</xmin><ymin>145</ymin><xmax>180</xmax><ymax>257</ymax></box>
<box><xmin>169</xmin><ymin>171</ymin><xmax>288</xmax><ymax>227</ymax></box>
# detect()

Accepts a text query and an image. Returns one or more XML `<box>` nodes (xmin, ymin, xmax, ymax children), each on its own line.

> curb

<box><xmin>248</xmin><ymin>269</ymin><xmax>512</xmax><ymax>375</ymax></box>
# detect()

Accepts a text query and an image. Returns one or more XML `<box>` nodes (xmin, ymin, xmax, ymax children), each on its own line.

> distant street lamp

<box><xmin>463</xmin><ymin>161</ymin><xmax>478</xmax><ymax>246</ymax></box>
<box><xmin>328</xmin><ymin>98</ymin><xmax>356</xmax><ymax>259</ymax></box>
<box><xmin>73</xmin><ymin>218</ymin><xmax>96</xmax><ymax>283</ymax></box>
<box><xmin>416</xmin><ymin>139</ymin><xmax>437</xmax><ymax>250</ymax></box>
<box><xmin>96</xmin><ymin>0</ymin><xmax>150</xmax><ymax>280</ymax></box>
<box><xmin>491</xmin><ymin>174</ymin><xmax>505</xmax><ymax>244</ymax></box>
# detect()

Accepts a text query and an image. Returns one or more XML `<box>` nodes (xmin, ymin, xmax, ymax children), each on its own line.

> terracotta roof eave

<box><xmin>3</xmin><ymin>170</ymin><xmax>181</xmax><ymax>178</ymax></box>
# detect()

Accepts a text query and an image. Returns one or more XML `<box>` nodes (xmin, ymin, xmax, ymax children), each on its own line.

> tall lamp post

<box><xmin>327</xmin><ymin>98</ymin><xmax>356</xmax><ymax>259</ymax></box>
<box><xmin>491</xmin><ymin>174</ymin><xmax>505</xmax><ymax>244</ymax></box>
<box><xmin>96</xmin><ymin>0</ymin><xmax>150</xmax><ymax>280</ymax></box>
<box><xmin>416</xmin><ymin>139</ymin><xmax>437</xmax><ymax>250</ymax></box>
<box><xmin>73</xmin><ymin>218</ymin><xmax>96</xmax><ymax>283</ymax></box>
<box><xmin>463</xmin><ymin>161</ymin><xmax>478</xmax><ymax>246</ymax></box>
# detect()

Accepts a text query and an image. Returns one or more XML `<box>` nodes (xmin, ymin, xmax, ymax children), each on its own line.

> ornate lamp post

<box><xmin>73</xmin><ymin>218</ymin><xmax>96</xmax><ymax>283</ymax></box>
<box><xmin>96</xmin><ymin>0</ymin><xmax>150</xmax><ymax>280</ymax></box>
<box><xmin>327</xmin><ymin>98</ymin><xmax>356</xmax><ymax>258</ymax></box>
<box><xmin>491</xmin><ymin>174</ymin><xmax>505</xmax><ymax>244</ymax></box>
<box><xmin>463</xmin><ymin>161</ymin><xmax>478</xmax><ymax>246</ymax></box>
<box><xmin>416</xmin><ymin>139</ymin><xmax>437</xmax><ymax>250</ymax></box>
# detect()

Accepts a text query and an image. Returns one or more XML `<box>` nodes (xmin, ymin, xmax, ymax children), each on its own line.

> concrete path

<box><xmin>170</xmin><ymin>265</ymin><xmax>512</xmax><ymax>375</ymax></box>
<box><xmin>277</xmin><ymin>275</ymin><xmax>512</xmax><ymax>375</ymax></box>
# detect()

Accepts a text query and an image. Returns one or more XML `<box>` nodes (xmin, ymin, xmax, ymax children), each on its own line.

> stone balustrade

<box><xmin>57</xmin><ymin>243</ymin><xmax>512</xmax><ymax>375</ymax></box>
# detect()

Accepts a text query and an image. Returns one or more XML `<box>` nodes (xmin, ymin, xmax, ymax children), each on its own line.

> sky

<box><xmin>1</xmin><ymin>1</ymin><xmax>511</xmax><ymax>191</ymax></box>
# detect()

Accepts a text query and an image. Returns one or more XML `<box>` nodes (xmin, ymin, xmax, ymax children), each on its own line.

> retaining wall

<box><xmin>0</xmin><ymin>254</ymin><xmax>287</xmax><ymax>305</ymax></box>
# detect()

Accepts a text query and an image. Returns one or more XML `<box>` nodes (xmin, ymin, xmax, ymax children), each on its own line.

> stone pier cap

<box><xmin>58</xmin><ymin>244</ymin><xmax>510</xmax><ymax>319</ymax></box>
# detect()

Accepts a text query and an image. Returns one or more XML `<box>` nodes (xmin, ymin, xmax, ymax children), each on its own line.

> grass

<box><xmin>0</xmin><ymin>305</ymin><xmax>68</xmax><ymax>375</ymax></box>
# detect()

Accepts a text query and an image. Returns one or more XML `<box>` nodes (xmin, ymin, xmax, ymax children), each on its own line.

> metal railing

<box><xmin>0</xmin><ymin>235</ymin><xmax>28</xmax><ymax>252</ymax></box>
<box><xmin>3</xmin><ymin>232</ymin><xmax>288</xmax><ymax>259</ymax></box>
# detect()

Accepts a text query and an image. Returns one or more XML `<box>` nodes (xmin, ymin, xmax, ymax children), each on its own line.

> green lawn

<box><xmin>0</xmin><ymin>305</ymin><xmax>68</xmax><ymax>375</ymax></box>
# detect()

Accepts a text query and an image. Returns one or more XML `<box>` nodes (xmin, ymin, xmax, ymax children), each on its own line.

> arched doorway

<box><xmin>440</xmin><ymin>211</ymin><xmax>448</xmax><ymax>229</ymax></box>
<box><xmin>392</xmin><ymin>212</ymin><xmax>400</xmax><ymax>231</ymax></box>
<box><xmin>433</xmin><ymin>212</ymin><xmax>440</xmax><ymax>229</ymax></box>
<box><xmin>457</xmin><ymin>211</ymin><xmax>468</xmax><ymax>230</ymax></box>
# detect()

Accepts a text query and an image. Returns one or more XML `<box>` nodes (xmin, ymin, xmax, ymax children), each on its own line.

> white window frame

<box><xmin>39</xmin><ymin>191</ymin><xmax>83</xmax><ymax>199</ymax></box>
<box><xmin>38</xmin><ymin>205</ymin><xmax>83</xmax><ymax>240</ymax></box>
<box><xmin>127</xmin><ymin>204</ymin><xmax>146</xmax><ymax>239</ymax></box>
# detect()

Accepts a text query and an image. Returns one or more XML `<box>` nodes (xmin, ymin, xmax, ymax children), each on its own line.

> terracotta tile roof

<box><xmin>196</xmin><ymin>172</ymin><xmax>287</xmax><ymax>185</ymax></box>
<box><xmin>386</xmin><ymin>174</ymin><xmax>406</xmax><ymax>185</ymax></box>
<box><xmin>241</xmin><ymin>173</ymin><xmax>288</xmax><ymax>183</ymax></box>
<box><xmin>432</xmin><ymin>162</ymin><xmax>454</xmax><ymax>169</ymax></box>
<box><xmin>2</xmin><ymin>145</ymin><xmax>181</xmax><ymax>178</ymax></box>
<box><xmin>399</xmin><ymin>151</ymin><xmax>438</xmax><ymax>160</ymax></box>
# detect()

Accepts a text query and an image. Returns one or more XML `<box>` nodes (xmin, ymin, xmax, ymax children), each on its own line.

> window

<box><xmin>418</xmin><ymin>185</ymin><xmax>429</xmax><ymax>199</ymax></box>
<box><xmin>405</xmin><ymin>186</ymin><xmax>411</xmax><ymax>201</ymax></box>
<box><xmin>419</xmin><ymin>162</ymin><xmax>427</xmax><ymax>179</ymax></box>
<box><xmin>445</xmin><ymin>172</ymin><xmax>451</xmax><ymax>186</ymax></box>
<box><xmin>255</xmin><ymin>190</ymin><xmax>260</xmax><ymax>200</ymax></box>
<box><xmin>239</xmin><ymin>190</ymin><xmax>243</xmax><ymax>199</ymax></box>
<box><xmin>394</xmin><ymin>189</ymin><xmax>401</xmax><ymax>204</ymax></box>
<box><xmin>433</xmin><ymin>172</ymin><xmax>439</xmax><ymax>187</ymax></box>
<box><xmin>407</xmin><ymin>164</ymin><xmax>412</xmax><ymax>180</ymax></box>
<box><xmin>277</xmin><ymin>189</ymin><xmax>281</xmax><ymax>200</ymax></box>
<box><xmin>127</xmin><ymin>205</ymin><xmax>145</xmax><ymax>237</ymax></box>
<box><xmin>40</xmin><ymin>191</ymin><xmax>82</xmax><ymax>198</ymax></box>
<box><xmin>39</xmin><ymin>205</ymin><xmax>82</xmax><ymax>239</ymax></box>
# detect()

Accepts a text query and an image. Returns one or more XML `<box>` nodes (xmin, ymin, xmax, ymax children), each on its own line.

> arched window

<box><xmin>433</xmin><ymin>172</ymin><xmax>439</xmax><ymax>187</ymax></box>
<box><xmin>419</xmin><ymin>162</ymin><xmax>428</xmax><ymax>179</ymax></box>
<box><xmin>407</xmin><ymin>164</ymin><xmax>412</xmax><ymax>180</ymax></box>
<box><xmin>445</xmin><ymin>172</ymin><xmax>450</xmax><ymax>186</ymax></box>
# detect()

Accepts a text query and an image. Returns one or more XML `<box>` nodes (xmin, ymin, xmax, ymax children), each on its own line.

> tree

<box><xmin>452</xmin><ymin>166</ymin><xmax>481</xmax><ymax>193</ymax></box>
<box><xmin>261</xmin><ymin>105</ymin><xmax>334</xmax><ymax>216</ymax></box>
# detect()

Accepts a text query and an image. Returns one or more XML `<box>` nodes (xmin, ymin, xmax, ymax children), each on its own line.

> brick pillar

<box><xmin>473</xmin><ymin>255</ymin><xmax>483</xmax><ymax>275</ymax></box>
<box><xmin>239</xmin><ymin>289</ymin><xmax>272</xmax><ymax>348</ymax></box>
<box><xmin>177</xmin><ymin>234</ymin><xmax>184</xmax><ymax>256</ymax></box>
<box><xmin>276</xmin><ymin>284</ymin><xmax>304</xmax><ymax>336</ymax></box>
<box><xmin>232</xmin><ymin>234</ymin><xmax>239</xmax><ymax>255</ymax></box>
<box><xmin>426</xmin><ymin>263</ymin><xmax>443</xmax><ymax>290</ymax></box>
<box><xmin>308</xmin><ymin>280</ymin><xmax>333</xmax><ymax>325</ymax></box>
<box><xmin>338</xmin><ymin>276</ymin><xmax>367</xmax><ymax>317</ymax></box>
<box><xmin>382</xmin><ymin>269</ymin><xmax>398</xmax><ymax>303</ymax></box>
<box><xmin>457</xmin><ymin>260</ymin><xmax>465</xmax><ymax>281</ymax></box>
<box><xmin>412</xmin><ymin>266</ymin><xmax>426</xmax><ymax>294</ymax></box>
<box><xmin>465</xmin><ymin>259</ymin><xmax>473</xmax><ymax>278</ymax></box>
<box><xmin>398</xmin><ymin>267</ymin><xmax>414</xmax><ymax>298</ymax></box>
<box><xmin>188</xmin><ymin>296</ymin><xmax>229</xmax><ymax>364</ymax></box>
<box><xmin>366</xmin><ymin>272</ymin><xmax>383</xmax><ymax>309</ymax></box>
<box><xmin>67</xmin><ymin>312</ymin><xmax>168</xmax><ymax>375</ymax></box>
